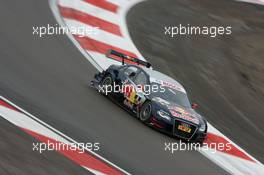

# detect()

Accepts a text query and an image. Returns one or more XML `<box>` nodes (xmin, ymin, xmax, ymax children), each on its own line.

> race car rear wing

<box><xmin>106</xmin><ymin>49</ymin><xmax>151</xmax><ymax>68</ymax></box>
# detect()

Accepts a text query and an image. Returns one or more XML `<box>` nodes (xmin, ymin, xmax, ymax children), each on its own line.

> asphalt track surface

<box><xmin>0</xmin><ymin>118</ymin><xmax>91</xmax><ymax>175</ymax></box>
<box><xmin>127</xmin><ymin>0</ymin><xmax>264</xmax><ymax>164</ymax></box>
<box><xmin>0</xmin><ymin>0</ymin><xmax>229</xmax><ymax>174</ymax></box>
<box><xmin>0</xmin><ymin>0</ymin><xmax>230</xmax><ymax>175</ymax></box>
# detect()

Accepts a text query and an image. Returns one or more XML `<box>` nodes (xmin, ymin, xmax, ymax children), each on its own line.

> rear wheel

<box><xmin>139</xmin><ymin>101</ymin><xmax>152</xmax><ymax>123</ymax></box>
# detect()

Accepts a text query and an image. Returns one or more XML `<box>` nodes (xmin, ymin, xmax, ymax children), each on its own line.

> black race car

<box><xmin>91</xmin><ymin>50</ymin><xmax>207</xmax><ymax>142</ymax></box>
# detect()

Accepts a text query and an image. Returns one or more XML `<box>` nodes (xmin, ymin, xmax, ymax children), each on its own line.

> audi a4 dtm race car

<box><xmin>91</xmin><ymin>50</ymin><xmax>207</xmax><ymax>142</ymax></box>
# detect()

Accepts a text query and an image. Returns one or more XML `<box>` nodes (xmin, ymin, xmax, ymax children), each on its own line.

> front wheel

<box><xmin>139</xmin><ymin>101</ymin><xmax>152</xmax><ymax>123</ymax></box>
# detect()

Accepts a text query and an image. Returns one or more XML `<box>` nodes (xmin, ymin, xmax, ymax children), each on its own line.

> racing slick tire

<box><xmin>139</xmin><ymin>101</ymin><xmax>152</xmax><ymax>123</ymax></box>
<box><xmin>101</xmin><ymin>74</ymin><xmax>113</xmax><ymax>96</ymax></box>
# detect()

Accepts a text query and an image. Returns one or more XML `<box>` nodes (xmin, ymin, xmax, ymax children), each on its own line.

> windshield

<box><xmin>150</xmin><ymin>83</ymin><xmax>191</xmax><ymax>108</ymax></box>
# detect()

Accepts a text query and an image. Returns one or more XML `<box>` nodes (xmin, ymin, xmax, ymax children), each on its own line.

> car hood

<box><xmin>152</xmin><ymin>97</ymin><xmax>202</xmax><ymax>125</ymax></box>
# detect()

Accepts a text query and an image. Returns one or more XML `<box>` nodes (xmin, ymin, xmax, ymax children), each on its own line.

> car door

<box><xmin>120</xmin><ymin>66</ymin><xmax>141</xmax><ymax>106</ymax></box>
<box><xmin>130</xmin><ymin>70</ymin><xmax>148</xmax><ymax>105</ymax></box>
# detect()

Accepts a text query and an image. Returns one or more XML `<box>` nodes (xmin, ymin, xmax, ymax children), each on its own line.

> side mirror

<box><xmin>191</xmin><ymin>103</ymin><xmax>199</xmax><ymax>109</ymax></box>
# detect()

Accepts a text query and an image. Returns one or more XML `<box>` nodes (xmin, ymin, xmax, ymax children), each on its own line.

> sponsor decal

<box><xmin>169</xmin><ymin>108</ymin><xmax>199</xmax><ymax>124</ymax></box>
<box><xmin>149</xmin><ymin>77</ymin><xmax>186</xmax><ymax>93</ymax></box>
<box><xmin>178</xmin><ymin>123</ymin><xmax>192</xmax><ymax>133</ymax></box>
<box><xmin>169</xmin><ymin>106</ymin><xmax>188</xmax><ymax>115</ymax></box>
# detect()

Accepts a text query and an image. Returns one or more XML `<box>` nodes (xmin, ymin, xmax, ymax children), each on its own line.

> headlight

<box><xmin>199</xmin><ymin>122</ymin><xmax>206</xmax><ymax>132</ymax></box>
<box><xmin>157</xmin><ymin>110</ymin><xmax>171</xmax><ymax>121</ymax></box>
